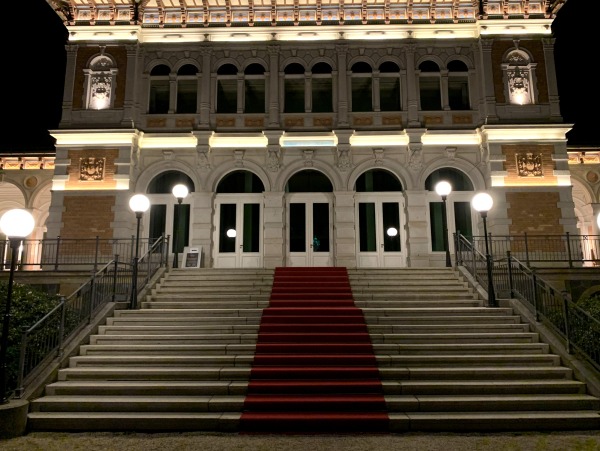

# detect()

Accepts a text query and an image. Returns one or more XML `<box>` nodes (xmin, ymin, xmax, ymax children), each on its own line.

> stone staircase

<box><xmin>27</xmin><ymin>267</ymin><xmax>600</xmax><ymax>432</ymax></box>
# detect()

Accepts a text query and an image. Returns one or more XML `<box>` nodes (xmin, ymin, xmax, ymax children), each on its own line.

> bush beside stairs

<box><xmin>27</xmin><ymin>267</ymin><xmax>600</xmax><ymax>433</ymax></box>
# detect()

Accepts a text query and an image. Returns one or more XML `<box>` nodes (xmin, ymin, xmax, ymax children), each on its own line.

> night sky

<box><xmin>1</xmin><ymin>0</ymin><xmax>595</xmax><ymax>152</ymax></box>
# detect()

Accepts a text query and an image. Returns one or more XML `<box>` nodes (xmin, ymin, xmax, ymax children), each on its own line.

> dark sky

<box><xmin>1</xmin><ymin>0</ymin><xmax>595</xmax><ymax>153</ymax></box>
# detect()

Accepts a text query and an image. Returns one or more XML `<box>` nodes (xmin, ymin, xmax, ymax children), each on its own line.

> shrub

<box><xmin>0</xmin><ymin>282</ymin><xmax>62</xmax><ymax>397</ymax></box>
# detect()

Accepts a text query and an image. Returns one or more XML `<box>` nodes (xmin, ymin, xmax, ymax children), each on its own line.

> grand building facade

<box><xmin>2</xmin><ymin>0</ymin><xmax>599</xmax><ymax>269</ymax></box>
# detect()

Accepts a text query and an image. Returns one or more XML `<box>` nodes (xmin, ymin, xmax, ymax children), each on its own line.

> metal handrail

<box><xmin>13</xmin><ymin>235</ymin><xmax>168</xmax><ymax>398</ymax></box>
<box><xmin>0</xmin><ymin>237</ymin><xmax>157</xmax><ymax>272</ymax></box>
<box><xmin>468</xmin><ymin>233</ymin><xmax>600</xmax><ymax>268</ymax></box>
<box><xmin>455</xmin><ymin>232</ymin><xmax>600</xmax><ymax>372</ymax></box>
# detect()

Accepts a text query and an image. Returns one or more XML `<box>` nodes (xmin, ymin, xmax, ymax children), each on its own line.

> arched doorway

<box><xmin>146</xmin><ymin>170</ymin><xmax>195</xmax><ymax>267</ymax></box>
<box><xmin>213</xmin><ymin>170</ymin><xmax>264</xmax><ymax>268</ymax></box>
<box><xmin>285</xmin><ymin>169</ymin><xmax>333</xmax><ymax>267</ymax></box>
<box><xmin>355</xmin><ymin>169</ymin><xmax>405</xmax><ymax>267</ymax></box>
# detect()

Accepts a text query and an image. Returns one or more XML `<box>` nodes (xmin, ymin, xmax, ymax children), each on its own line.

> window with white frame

<box><xmin>84</xmin><ymin>54</ymin><xmax>118</xmax><ymax>110</ymax></box>
<box><xmin>425</xmin><ymin>168</ymin><xmax>475</xmax><ymax>253</ymax></box>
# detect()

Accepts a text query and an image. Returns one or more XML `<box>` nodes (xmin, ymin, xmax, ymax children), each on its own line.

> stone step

<box><xmin>88</xmin><ymin>334</ymin><xmax>259</xmax><ymax>345</ymax></box>
<box><xmin>141</xmin><ymin>301</ymin><xmax>270</xmax><ymax>309</ymax></box>
<box><xmin>79</xmin><ymin>344</ymin><xmax>257</xmax><ymax>356</ymax></box>
<box><xmin>366</xmin><ymin>315</ymin><xmax>523</xmax><ymax>324</ymax></box>
<box><xmin>356</xmin><ymin>300</ymin><xmax>484</xmax><ymax>308</ymax></box>
<box><xmin>55</xmin><ymin>365</ymin><xmax>571</xmax><ymax>382</ymax></box>
<box><xmin>43</xmin><ymin>379</ymin><xmax>589</xmax><ymax>398</ymax></box>
<box><xmin>68</xmin><ymin>353</ymin><xmax>560</xmax><ymax>368</ymax></box>
<box><xmin>98</xmin><ymin>325</ymin><xmax>260</xmax><ymax>335</ymax></box>
<box><xmin>29</xmin><ymin>393</ymin><xmax>599</xmax><ymax>414</ymax></box>
<box><xmin>369</xmin><ymin>332</ymin><xmax>539</xmax><ymax>344</ymax></box>
<box><xmin>362</xmin><ymin>307</ymin><xmax>515</xmax><ymax>316</ymax></box>
<box><xmin>106</xmin><ymin>316</ymin><xmax>262</xmax><ymax>326</ymax></box>
<box><xmin>113</xmin><ymin>309</ymin><xmax>264</xmax><ymax>318</ymax></box>
<box><xmin>367</xmin><ymin>324</ymin><xmax>531</xmax><ymax>333</ymax></box>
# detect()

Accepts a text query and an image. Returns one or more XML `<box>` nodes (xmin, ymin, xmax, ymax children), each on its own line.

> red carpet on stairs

<box><xmin>240</xmin><ymin>267</ymin><xmax>389</xmax><ymax>434</ymax></box>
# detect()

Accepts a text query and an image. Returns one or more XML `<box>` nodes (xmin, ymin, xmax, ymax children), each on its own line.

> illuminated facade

<box><xmin>4</xmin><ymin>0</ymin><xmax>599</xmax><ymax>269</ymax></box>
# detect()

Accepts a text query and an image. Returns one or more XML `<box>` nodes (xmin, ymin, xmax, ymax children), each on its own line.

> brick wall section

<box><xmin>73</xmin><ymin>45</ymin><xmax>128</xmax><ymax>109</ymax></box>
<box><xmin>66</xmin><ymin>149</ymin><xmax>119</xmax><ymax>190</ymax></box>
<box><xmin>492</xmin><ymin>40</ymin><xmax>548</xmax><ymax>104</ymax></box>
<box><xmin>502</xmin><ymin>144</ymin><xmax>557</xmax><ymax>186</ymax></box>
<box><xmin>60</xmin><ymin>195</ymin><xmax>116</xmax><ymax>239</ymax></box>
<box><xmin>506</xmin><ymin>191</ymin><xmax>564</xmax><ymax>252</ymax></box>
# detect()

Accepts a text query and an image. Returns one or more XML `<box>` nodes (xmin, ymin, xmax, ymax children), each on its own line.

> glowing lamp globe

<box><xmin>0</xmin><ymin>209</ymin><xmax>35</xmax><ymax>238</ymax></box>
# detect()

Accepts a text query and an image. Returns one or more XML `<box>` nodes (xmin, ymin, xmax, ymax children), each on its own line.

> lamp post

<box><xmin>471</xmin><ymin>192</ymin><xmax>496</xmax><ymax>307</ymax></box>
<box><xmin>129</xmin><ymin>194</ymin><xmax>150</xmax><ymax>310</ymax></box>
<box><xmin>0</xmin><ymin>209</ymin><xmax>35</xmax><ymax>404</ymax></box>
<box><xmin>171</xmin><ymin>184</ymin><xmax>189</xmax><ymax>269</ymax></box>
<box><xmin>435</xmin><ymin>180</ymin><xmax>452</xmax><ymax>267</ymax></box>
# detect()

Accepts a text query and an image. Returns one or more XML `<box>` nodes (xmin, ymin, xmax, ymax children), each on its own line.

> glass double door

<box><xmin>286</xmin><ymin>193</ymin><xmax>333</xmax><ymax>267</ymax></box>
<box><xmin>213</xmin><ymin>195</ymin><xmax>262</xmax><ymax>268</ymax></box>
<box><xmin>356</xmin><ymin>194</ymin><xmax>405</xmax><ymax>267</ymax></box>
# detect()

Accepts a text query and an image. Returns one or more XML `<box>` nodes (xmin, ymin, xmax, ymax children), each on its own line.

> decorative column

<box><xmin>542</xmin><ymin>37</ymin><xmax>562</xmax><ymax>120</ymax></box>
<box><xmin>198</xmin><ymin>48</ymin><xmax>212</xmax><ymax>128</ymax></box>
<box><xmin>477</xmin><ymin>38</ymin><xmax>499</xmax><ymax>124</ymax></box>
<box><xmin>335</xmin><ymin>44</ymin><xmax>349</xmax><ymax>127</ymax></box>
<box><xmin>121</xmin><ymin>44</ymin><xmax>139</xmax><ymax>126</ymax></box>
<box><xmin>267</xmin><ymin>45</ymin><xmax>280</xmax><ymax>127</ymax></box>
<box><xmin>60</xmin><ymin>44</ymin><xmax>79</xmax><ymax>126</ymax></box>
<box><xmin>404</xmin><ymin>43</ymin><xmax>420</xmax><ymax>127</ymax></box>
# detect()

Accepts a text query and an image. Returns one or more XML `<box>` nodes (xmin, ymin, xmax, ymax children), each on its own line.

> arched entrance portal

<box><xmin>213</xmin><ymin>170</ymin><xmax>264</xmax><ymax>268</ymax></box>
<box><xmin>285</xmin><ymin>169</ymin><xmax>334</xmax><ymax>267</ymax></box>
<box><xmin>355</xmin><ymin>169</ymin><xmax>405</xmax><ymax>267</ymax></box>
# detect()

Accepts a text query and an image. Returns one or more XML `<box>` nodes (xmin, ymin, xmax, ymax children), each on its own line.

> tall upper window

<box><xmin>148</xmin><ymin>64</ymin><xmax>171</xmax><ymax>114</ymax></box>
<box><xmin>311</xmin><ymin>62</ymin><xmax>333</xmax><ymax>113</ymax></box>
<box><xmin>379</xmin><ymin>61</ymin><xmax>401</xmax><ymax>112</ymax></box>
<box><xmin>418</xmin><ymin>60</ymin><xmax>442</xmax><ymax>111</ymax></box>
<box><xmin>244</xmin><ymin>63</ymin><xmax>266</xmax><ymax>114</ymax></box>
<box><xmin>217</xmin><ymin>63</ymin><xmax>238</xmax><ymax>114</ymax></box>
<box><xmin>284</xmin><ymin>63</ymin><xmax>306</xmax><ymax>113</ymax></box>
<box><xmin>447</xmin><ymin>60</ymin><xmax>470</xmax><ymax>110</ymax></box>
<box><xmin>503</xmin><ymin>49</ymin><xmax>535</xmax><ymax>105</ymax></box>
<box><xmin>351</xmin><ymin>62</ymin><xmax>373</xmax><ymax>112</ymax></box>
<box><xmin>84</xmin><ymin>54</ymin><xmax>118</xmax><ymax>110</ymax></box>
<box><xmin>176</xmin><ymin>64</ymin><xmax>199</xmax><ymax>114</ymax></box>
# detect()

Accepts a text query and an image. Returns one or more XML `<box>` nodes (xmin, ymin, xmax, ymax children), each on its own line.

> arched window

<box><xmin>379</xmin><ymin>61</ymin><xmax>401</xmax><ymax>112</ymax></box>
<box><xmin>217</xmin><ymin>63</ymin><xmax>238</xmax><ymax>114</ymax></box>
<box><xmin>149</xmin><ymin>64</ymin><xmax>171</xmax><ymax>114</ymax></box>
<box><xmin>356</xmin><ymin>169</ymin><xmax>403</xmax><ymax>192</ymax></box>
<box><xmin>84</xmin><ymin>54</ymin><xmax>118</xmax><ymax>110</ymax></box>
<box><xmin>217</xmin><ymin>170</ymin><xmax>265</xmax><ymax>193</ymax></box>
<box><xmin>425</xmin><ymin>168</ymin><xmax>475</xmax><ymax>253</ymax></box>
<box><xmin>503</xmin><ymin>49</ymin><xmax>535</xmax><ymax>105</ymax></box>
<box><xmin>351</xmin><ymin>62</ymin><xmax>373</xmax><ymax>112</ymax></box>
<box><xmin>419</xmin><ymin>60</ymin><xmax>442</xmax><ymax>111</ymax></box>
<box><xmin>176</xmin><ymin>64</ymin><xmax>199</xmax><ymax>114</ymax></box>
<box><xmin>148</xmin><ymin>170</ymin><xmax>195</xmax><ymax>194</ymax></box>
<box><xmin>285</xmin><ymin>169</ymin><xmax>333</xmax><ymax>192</ymax></box>
<box><xmin>447</xmin><ymin>60</ymin><xmax>470</xmax><ymax>110</ymax></box>
<box><xmin>244</xmin><ymin>63</ymin><xmax>266</xmax><ymax>114</ymax></box>
<box><xmin>284</xmin><ymin>63</ymin><xmax>306</xmax><ymax>113</ymax></box>
<box><xmin>311</xmin><ymin>62</ymin><xmax>333</xmax><ymax>113</ymax></box>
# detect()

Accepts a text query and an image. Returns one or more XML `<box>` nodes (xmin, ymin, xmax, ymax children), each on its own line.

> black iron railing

<box><xmin>13</xmin><ymin>236</ymin><xmax>168</xmax><ymax>398</ymax></box>
<box><xmin>0</xmin><ymin>237</ymin><xmax>158</xmax><ymax>272</ymax></box>
<box><xmin>468</xmin><ymin>233</ymin><xmax>600</xmax><ymax>268</ymax></box>
<box><xmin>456</xmin><ymin>233</ymin><xmax>600</xmax><ymax>372</ymax></box>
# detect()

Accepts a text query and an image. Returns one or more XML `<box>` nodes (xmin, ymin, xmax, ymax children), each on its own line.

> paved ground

<box><xmin>1</xmin><ymin>431</ymin><xmax>600</xmax><ymax>451</ymax></box>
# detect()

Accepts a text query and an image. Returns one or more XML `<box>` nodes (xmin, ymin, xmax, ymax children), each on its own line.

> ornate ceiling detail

<box><xmin>47</xmin><ymin>1</ymin><xmax>567</xmax><ymax>28</ymax></box>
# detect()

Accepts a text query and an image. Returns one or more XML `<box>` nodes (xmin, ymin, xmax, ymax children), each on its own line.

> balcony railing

<box><xmin>468</xmin><ymin>232</ymin><xmax>600</xmax><ymax>268</ymax></box>
<box><xmin>456</xmin><ymin>233</ymin><xmax>600</xmax><ymax>372</ymax></box>
<box><xmin>0</xmin><ymin>236</ymin><xmax>158</xmax><ymax>272</ymax></box>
